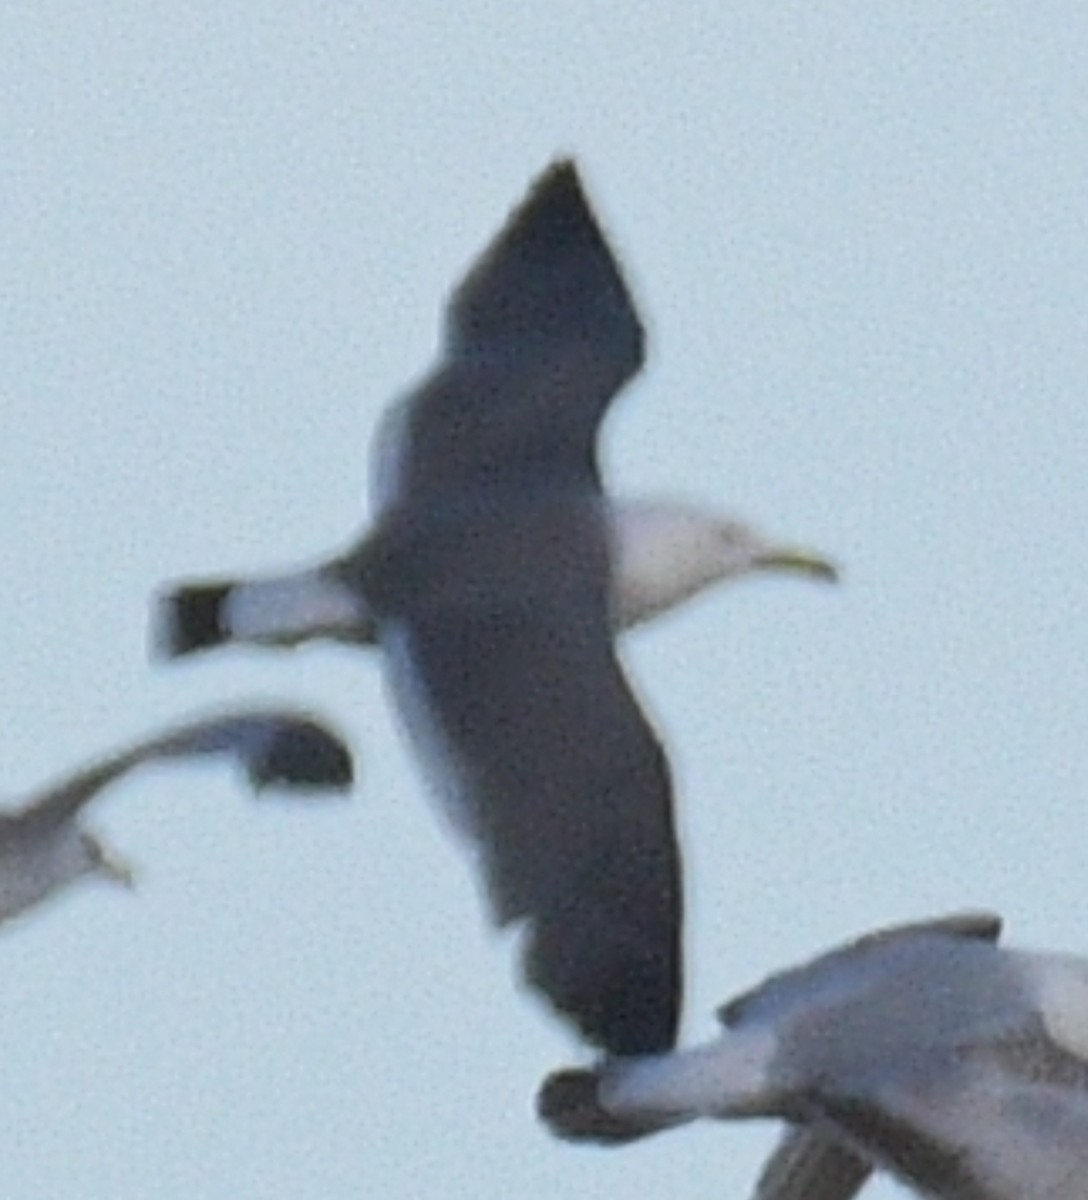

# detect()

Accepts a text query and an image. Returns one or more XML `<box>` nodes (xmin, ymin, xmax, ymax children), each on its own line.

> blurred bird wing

<box><xmin>752</xmin><ymin>1128</ymin><xmax>874</xmax><ymax>1200</ymax></box>
<box><xmin>20</xmin><ymin>709</ymin><xmax>354</xmax><ymax>826</ymax></box>
<box><xmin>371</xmin><ymin>161</ymin><xmax>644</xmax><ymax>514</ymax></box>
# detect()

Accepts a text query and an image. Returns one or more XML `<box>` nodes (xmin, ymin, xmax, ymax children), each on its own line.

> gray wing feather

<box><xmin>389</xmin><ymin>162</ymin><xmax>644</xmax><ymax>505</ymax></box>
<box><xmin>752</xmin><ymin>1129</ymin><xmax>874</xmax><ymax>1200</ymax></box>
<box><xmin>393</xmin><ymin>599</ymin><xmax>680</xmax><ymax>1056</ymax></box>
<box><xmin>19</xmin><ymin>709</ymin><xmax>354</xmax><ymax>826</ymax></box>
<box><xmin>721</xmin><ymin>912</ymin><xmax>1003</xmax><ymax>1026</ymax></box>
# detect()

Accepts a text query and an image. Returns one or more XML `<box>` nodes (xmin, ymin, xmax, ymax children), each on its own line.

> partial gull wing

<box><xmin>16</xmin><ymin>708</ymin><xmax>354</xmax><ymax>828</ymax></box>
<box><xmin>0</xmin><ymin>708</ymin><xmax>354</xmax><ymax>928</ymax></box>
<box><xmin>373</xmin><ymin>160</ymin><xmax>644</xmax><ymax>510</ymax></box>
<box><xmin>753</xmin><ymin>1129</ymin><xmax>873</xmax><ymax>1200</ymax></box>
<box><xmin>378</xmin><ymin>539</ymin><xmax>680</xmax><ymax>1055</ymax></box>
<box><xmin>747</xmin><ymin>914</ymin><xmax>1004</xmax><ymax>1200</ymax></box>
<box><xmin>720</xmin><ymin>910</ymin><xmax>1004</xmax><ymax>1026</ymax></box>
<box><xmin>450</xmin><ymin>160</ymin><xmax>642</xmax><ymax>369</ymax></box>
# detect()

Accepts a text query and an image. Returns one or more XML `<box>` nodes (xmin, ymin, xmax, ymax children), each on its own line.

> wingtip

<box><xmin>535</xmin><ymin>156</ymin><xmax>584</xmax><ymax>196</ymax></box>
<box><xmin>490</xmin><ymin>157</ymin><xmax>597</xmax><ymax>257</ymax></box>
<box><xmin>248</xmin><ymin>720</ymin><xmax>356</xmax><ymax>794</ymax></box>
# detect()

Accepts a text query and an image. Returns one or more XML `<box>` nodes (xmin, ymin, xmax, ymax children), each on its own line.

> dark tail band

<box><xmin>158</xmin><ymin>582</ymin><xmax>234</xmax><ymax>658</ymax></box>
<box><xmin>536</xmin><ymin>1068</ymin><xmax>667</xmax><ymax>1145</ymax></box>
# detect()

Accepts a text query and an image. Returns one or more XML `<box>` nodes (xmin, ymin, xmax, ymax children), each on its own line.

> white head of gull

<box><xmin>609</xmin><ymin>500</ymin><xmax>835</xmax><ymax>629</ymax></box>
<box><xmin>0</xmin><ymin>708</ymin><xmax>353</xmax><ymax>926</ymax></box>
<box><xmin>153</xmin><ymin>162</ymin><xmax>835</xmax><ymax>1056</ymax></box>
<box><xmin>541</xmin><ymin>910</ymin><xmax>1088</xmax><ymax>1200</ymax></box>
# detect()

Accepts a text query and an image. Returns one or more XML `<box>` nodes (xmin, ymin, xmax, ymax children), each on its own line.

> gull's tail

<box><xmin>160</xmin><ymin>580</ymin><xmax>234</xmax><ymax>657</ymax></box>
<box><xmin>537</xmin><ymin>1068</ymin><xmax>679</xmax><ymax>1145</ymax></box>
<box><xmin>538</xmin><ymin>1028</ymin><xmax>778</xmax><ymax>1144</ymax></box>
<box><xmin>154</xmin><ymin>564</ymin><xmax>375</xmax><ymax>659</ymax></box>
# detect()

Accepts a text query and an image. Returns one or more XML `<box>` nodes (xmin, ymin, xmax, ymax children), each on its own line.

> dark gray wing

<box><xmin>388</xmin><ymin>550</ymin><xmax>680</xmax><ymax>1056</ymax></box>
<box><xmin>752</xmin><ymin>1129</ymin><xmax>874</xmax><ymax>1200</ymax></box>
<box><xmin>18</xmin><ymin>709</ymin><xmax>354</xmax><ymax>827</ymax></box>
<box><xmin>186</xmin><ymin>712</ymin><xmax>355</xmax><ymax>792</ymax></box>
<box><xmin>380</xmin><ymin>161</ymin><xmax>644</xmax><ymax>506</ymax></box>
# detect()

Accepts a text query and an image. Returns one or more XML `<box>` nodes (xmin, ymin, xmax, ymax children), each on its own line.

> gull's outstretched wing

<box><xmin>17</xmin><ymin>708</ymin><xmax>355</xmax><ymax>828</ymax></box>
<box><xmin>720</xmin><ymin>911</ymin><xmax>1004</xmax><ymax>1027</ymax></box>
<box><xmin>385</xmin><ymin>558</ymin><xmax>681</xmax><ymax>1056</ymax></box>
<box><xmin>372</xmin><ymin>160</ymin><xmax>644</xmax><ymax>512</ymax></box>
<box><xmin>744</xmin><ymin>912</ymin><xmax>1007</xmax><ymax>1200</ymax></box>
<box><xmin>753</xmin><ymin>1129</ymin><xmax>873</xmax><ymax>1200</ymax></box>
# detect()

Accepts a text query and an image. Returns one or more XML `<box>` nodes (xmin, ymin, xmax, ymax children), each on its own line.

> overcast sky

<box><xmin>2</xmin><ymin>5</ymin><xmax>1087</xmax><ymax>1198</ymax></box>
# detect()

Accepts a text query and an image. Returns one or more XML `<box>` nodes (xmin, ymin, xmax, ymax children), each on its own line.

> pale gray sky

<box><xmin>2</xmin><ymin>5</ymin><xmax>1087</xmax><ymax>1198</ymax></box>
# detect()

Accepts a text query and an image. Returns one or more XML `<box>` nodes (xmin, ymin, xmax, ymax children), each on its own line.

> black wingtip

<box><xmin>522</xmin><ymin>904</ymin><xmax>681</xmax><ymax>1057</ymax></box>
<box><xmin>529</xmin><ymin>157</ymin><xmax>586</xmax><ymax>211</ymax></box>
<box><xmin>536</xmin><ymin>1068</ymin><xmax>661</xmax><ymax>1145</ymax></box>
<box><xmin>158</xmin><ymin>583</ymin><xmax>233</xmax><ymax>659</ymax></box>
<box><xmin>450</xmin><ymin>158</ymin><xmax>644</xmax><ymax>374</ymax></box>
<box><xmin>499</xmin><ymin>157</ymin><xmax>614</xmax><ymax>284</ymax></box>
<box><xmin>249</xmin><ymin>721</ymin><xmax>356</xmax><ymax>793</ymax></box>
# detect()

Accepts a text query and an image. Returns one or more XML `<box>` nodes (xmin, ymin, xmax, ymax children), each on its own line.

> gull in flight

<box><xmin>155</xmin><ymin>161</ymin><xmax>835</xmax><ymax>1054</ymax></box>
<box><xmin>541</xmin><ymin>910</ymin><xmax>1088</xmax><ymax>1200</ymax></box>
<box><xmin>0</xmin><ymin>708</ymin><xmax>353</xmax><ymax>926</ymax></box>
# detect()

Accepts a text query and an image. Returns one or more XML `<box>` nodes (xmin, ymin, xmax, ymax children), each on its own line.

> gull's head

<box><xmin>612</xmin><ymin>500</ymin><xmax>838</xmax><ymax>629</ymax></box>
<box><xmin>702</xmin><ymin>517</ymin><xmax>838</xmax><ymax>584</ymax></box>
<box><xmin>79</xmin><ymin>832</ymin><xmax>137</xmax><ymax>891</ymax></box>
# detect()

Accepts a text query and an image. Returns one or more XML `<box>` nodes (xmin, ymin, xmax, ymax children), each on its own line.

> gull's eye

<box><xmin>717</xmin><ymin>522</ymin><xmax>748</xmax><ymax>547</ymax></box>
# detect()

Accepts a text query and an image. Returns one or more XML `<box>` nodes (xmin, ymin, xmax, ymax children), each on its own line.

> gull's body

<box><xmin>162</xmin><ymin>499</ymin><xmax>835</xmax><ymax>655</ymax></box>
<box><xmin>156</xmin><ymin>162</ymin><xmax>834</xmax><ymax>1055</ymax></box>
<box><xmin>541</xmin><ymin>912</ymin><xmax>1088</xmax><ymax>1200</ymax></box>
<box><xmin>0</xmin><ymin>708</ymin><xmax>353</xmax><ymax>925</ymax></box>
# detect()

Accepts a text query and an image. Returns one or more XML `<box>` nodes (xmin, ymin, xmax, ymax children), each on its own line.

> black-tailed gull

<box><xmin>155</xmin><ymin>162</ymin><xmax>835</xmax><ymax>1055</ymax></box>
